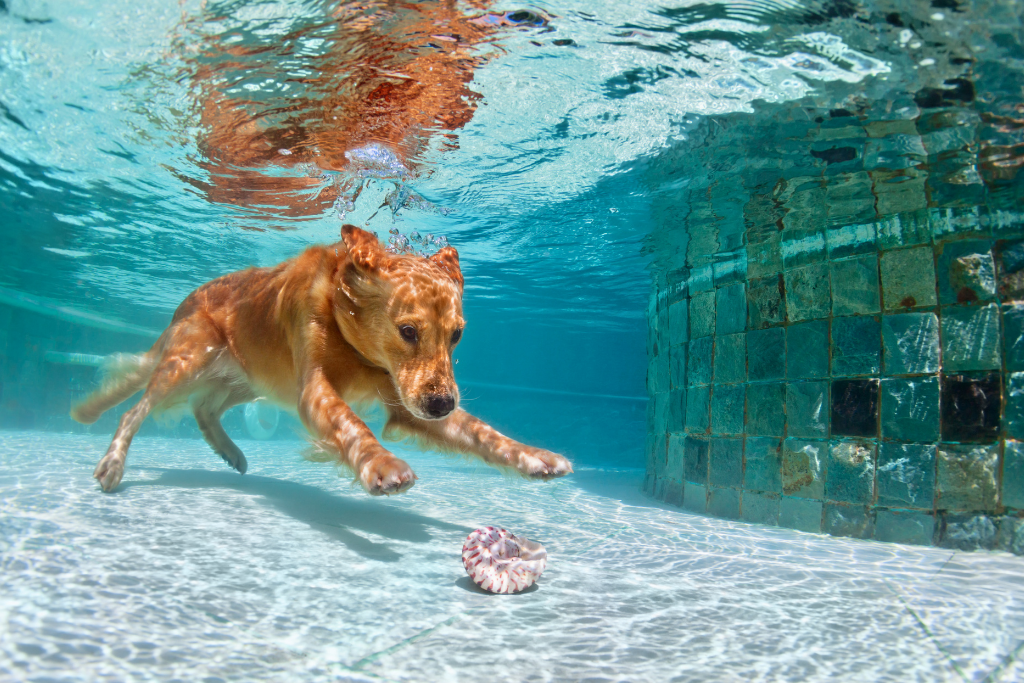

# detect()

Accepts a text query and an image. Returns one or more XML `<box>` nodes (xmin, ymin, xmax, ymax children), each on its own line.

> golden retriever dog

<box><xmin>72</xmin><ymin>225</ymin><xmax>572</xmax><ymax>494</ymax></box>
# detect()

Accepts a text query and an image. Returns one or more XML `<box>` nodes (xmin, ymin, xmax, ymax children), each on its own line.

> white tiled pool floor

<box><xmin>1</xmin><ymin>432</ymin><xmax>1022</xmax><ymax>682</ymax></box>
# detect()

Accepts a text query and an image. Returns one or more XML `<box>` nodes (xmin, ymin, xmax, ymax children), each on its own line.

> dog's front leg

<box><xmin>300</xmin><ymin>367</ymin><xmax>416</xmax><ymax>495</ymax></box>
<box><xmin>389</xmin><ymin>408</ymin><xmax>572</xmax><ymax>480</ymax></box>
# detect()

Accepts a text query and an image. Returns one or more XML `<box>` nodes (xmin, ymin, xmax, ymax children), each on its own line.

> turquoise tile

<box><xmin>711</xmin><ymin>384</ymin><xmax>745</xmax><ymax>435</ymax></box>
<box><xmin>1007</xmin><ymin>373</ymin><xmax>1024</xmax><ymax>440</ymax></box>
<box><xmin>937</xmin><ymin>240</ymin><xmax>995</xmax><ymax>305</ymax></box>
<box><xmin>936</xmin><ymin>443</ymin><xmax>999</xmax><ymax>512</ymax></box>
<box><xmin>832</xmin><ymin>316</ymin><xmax>881</xmax><ymax>376</ymax></box>
<box><xmin>785</xmin><ymin>262</ymin><xmax>831</xmax><ymax>322</ymax></box>
<box><xmin>687</xmin><ymin>337</ymin><xmax>713</xmax><ymax>386</ymax></box>
<box><xmin>786</xmin><ymin>320</ymin><xmax>829</xmax><ymax>379</ymax></box>
<box><xmin>876</xmin><ymin>209</ymin><xmax>932</xmax><ymax>250</ymax></box>
<box><xmin>877</xmin><ymin>443</ymin><xmax>936</xmax><ymax>508</ymax></box>
<box><xmin>669</xmin><ymin>389</ymin><xmax>686</xmax><ymax>432</ymax></box>
<box><xmin>662</xmin><ymin>480</ymin><xmax>684</xmax><ymax>507</ymax></box>
<box><xmin>684</xmin><ymin>385</ymin><xmax>710</xmax><ymax>434</ymax></box>
<box><xmin>880</xmin><ymin>246</ymin><xmax>937</xmax><ymax>310</ymax></box>
<box><xmin>1003</xmin><ymin>305</ymin><xmax>1024</xmax><ymax>371</ymax></box>
<box><xmin>713</xmin><ymin>333</ymin><xmax>746</xmax><ymax>385</ymax></box>
<box><xmin>709</xmin><ymin>438</ymin><xmax>743</xmax><ymax>488</ymax></box>
<box><xmin>744</xmin><ymin>436</ymin><xmax>782</xmax><ymax>493</ymax></box>
<box><xmin>707</xmin><ymin>487</ymin><xmax>741</xmax><ymax>519</ymax></box>
<box><xmin>781</xmin><ymin>227</ymin><xmax>827</xmax><ymax>269</ymax></box>
<box><xmin>782</xmin><ymin>439</ymin><xmax>826</xmax><ymax>498</ymax></box>
<box><xmin>825</xmin><ymin>441</ymin><xmax>876</xmax><ymax>504</ymax></box>
<box><xmin>874</xmin><ymin>510</ymin><xmax>935</xmax><ymax>545</ymax></box>
<box><xmin>747</xmin><ymin>275</ymin><xmax>785</xmax><ymax>329</ymax></box>
<box><xmin>779</xmin><ymin>497</ymin><xmax>823</xmax><ymax>532</ymax></box>
<box><xmin>683</xmin><ymin>483</ymin><xmax>707</xmax><ymax>513</ymax></box>
<box><xmin>747</xmin><ymin>232</ymin><xmax>783</xmax><ymax>279</ymax></box>
<box><xmin>741</xmin><ymin>491</ymin><xmax>780</xmax><ymax>525</ymax></box>
<box><xmin>830</xmin><ymin>255</ymin><xmax>880</xmax><ymax>316</ymax></box>
<box><xmin>827</xmin><ymin>221</ymin><xmax>876</xmax><ymax>259</ymax></box>
<box><xmin>824</xmin><ymin>503</ymin><xmax>875</xmax><ymax>539</ymax></box>
<box><xmin>880</xmin><ymin>377</ymin><xmax>939</xmax><ymax>442</ymax></box>
<box><xmin>669</xmin><ymin>299</ymin><xmax>689</xmax><ymax>347</ymax></box>
<box><xmin>882</xmin><ymin>312</ymin><xmax>940</xmax><ymax>375</ymax></box>
<box><xmin>716</xmin><ymin>283</ymin><xmax>746</xmax><ymax>335</ymax></box>
<box><xmin>683</xmin><ymin>437</ymin><xmax>709</xmax><ymax>484</ymax></box>
<box><xmin>746</xmin><ymin>383</ymin><xmax>785</xmax><ymax>436</ymax></box>
<box><xmin>941</xmin><ymin>303</ymin><xmax>1000</xmax><ymax>371</ymax></box>
<box><xmin>996</xmin><ymin>239</ymin><xmax>1024</xmax><ymax>301</ymax></box>
<box><xmin>786</xmin><ymin>381</ymin><xmax>828</xmax><ymax>438</ymax></box>
<box><xmin>667</xmin><ymin>434</ymin><xmax>685</xmax><ymax>481</ymax></box>
<box><xmin>670</xmin><ymin>345</ymin><xmax>687</xmax><ymax>390</ymax></box>
<box><xmin>690</xmin><ymin>291</ymin><xmax>716</xmax><ymax>338</ymax></box>
<box><xmin>748</xmin><ymin>327</ymin><xmax>785</xmax><ymax>381</ymax></box>
<box><xmin>1004</xmin><ymin>441</ymin><xmax>1024</xmax><ymax>509</ymax></box>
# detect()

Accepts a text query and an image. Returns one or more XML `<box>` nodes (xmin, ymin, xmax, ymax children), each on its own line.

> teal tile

<box><xmin>713</xmin><ymin>333</ymin><xmax>746</xmax><ymax>385</ymax></box>
<box><xmin>996</xmin><ymin>239</ymin><xmax>1024</xmax><ymax>301</ymax></box>
<box><xmin>667</xmin><ymin>434</ymin><xmax>685</xmax><ymax>481</ymax></box>
<box><xmin>748</xmin><ymin>327</ymin><xmax>785</xmax><ymax>381</ymax></box>
<box><xmin>880</xmin><ymin>377</ymin><xmax>939</xmax><ymax>442</ymax></box>
<box><xmin>707</xmin><ymin>487</ymin><xmax>741</xmax><ymax>519</ymax></box>
<box><xmin>827</xmin><ymin>221</ymin><xmax>876</xmax><ymax>259</ymax></box>
<box><xmin>936</xmin><ymin>443</ymin><xmax>998</xmax><ymax>512</ymax></box>
<box><xmin>779</xmin><ymin>497</ymin><xmax>823</xmax><ymax>532</ymax></box>
<box><xmin>747</xmin><ymin>275</ymin><xmax>785</xmax><ymax>329</ymax></box>
<box><xmin>1003</xmin><ymin>305</ymin><xmax>1024</xmax><ymax>371</ymax></box>
<box><xmin>1004</xmin><ymin>441</ymin><xmax>1024</xmax><ymax>509</ymax></box>
<box><xmin>880</xmin><ymin>246</ymin><xmax>937</xmax><ymax>310</ymax></box>
<box><xmin>716</xmin><ymin>283</ymin><xmax>746</xmax><ymax>335</ymax></box>
<box><xmin>874</xmin><ymin>510</ymin><xmax>935</xmax><ymax>545</ymax></box>
<box><xmin>782</xmin><ymin>439</ymin><xmax>826</xmax><ymax>498</ymax></box>
<box><xmin>744</xmin><ymin>436</ymin><xmax>782</xmax><ymax>493</ymax></box>
<box><xmin>709</xmin><ymin>438</ymin><xmax>743</xmax><ymax>488</ymax></box>
<box><xmin>746</xmin><ymin>383</ymin><xmax>785</xmax><ymax>436</ymax></box>
<box><xmin>787</xmin><ymin>320</ymin><xmax>829</xmax><ymax>379</ymax></box>
<box><xmin>941</xmin><ymin>303</ymin><xmax>1000</xmax><ymax>371</ymax></box>
<box><xmin>711</xmin><ymin>384</ymin><xmax>745</xmax><ymax>435</ymax></box>
<box><xmin>670</xmin><ymin>345</ymin><xmax>687</xmax><ymax>390</ymax></box>
<box><xmin>690</xmin><ymin>291</ymin><xmax>716</xmax><ymax>338</ymax></box>
<box><xmin>741</xmin><ymin>491</ymin><xmax>780</xmax><ymax>526</ymax></box>
<box><xmin>832</xmin><ymin>316</ymin><xmax>881</xmax><ymax>376</ymax></box>
<box><xmin>683</xmin><ymin>483</ymin><xmax>707</xmax><ymax>513</ymax></box>
<box><xmin>787</xmin><ymin>381</ymin><xmax>828</xmax><ymax>438</ymax></box>
<box><xmin>824</xmin><ymin>503</ymin><xmax>874</xmax><ymax>539</ymax></box>
<box><xmin>937</xmin><ymin>240</ymin><xmax>995</xmax><ymax>305</ymax></box>
<box><xmin>877</xmin><ymin>209</ymin><xmax>932</xmax><ymax>250</ymax></box>
<box><xmin>877</xmin><ymin>443</ymin><xmax>936</xmax><ymax>508</ymax></box>
<box><xmin>826</xmin><ymin>441</ymin><xmax>876</xmax><ymax>504</ymax></box>
<box><xmin>669</xmin><ymin>389</ymin><xmax>686</xmax><ymax>432</ymax></box>
<box><xmin>747</xmin><ymin>232</ymin><xmax>783</xmax><ymax>279</ymax></box>
<box><xmin>882</xmin><ymin>312</ymin><xmax>940</xmax><ymax>375</ymax></box>
<box><xmin>684</xmin><ymin>385</ymin><xmax>710</xmax><ymax>434</ymax></box>
<box><xmin>785</xmin><ymin>262</ymin><xmax>831</xmax><ymax>322</ymax></box>
<box><xmin>687</xmin><ymin>337</ymin><xmax>713</xmax><ymax>387</ymax></box>
<box><xmin>662</xmin><ymin>480</ymin><xmax>684</xmax><ymax>507</ymax></box>
<box><xmin>683</xmin><ymin>436</ymin><xmax>709</xmax><ymax>484</ymax></box>
<box><xmin>1007</xmin><ymin>373</ymin><xmax>1024</xmax><ymax>440</ymax></box>
<box><xmin>830</xmin><ymin>255</ymin><xmax>880</xmax><ymax>316</ymax></box>
<box><xmin>669</xmin><ymin>299</ymin><xmax>688</xmax><ymax>346</ymax></box>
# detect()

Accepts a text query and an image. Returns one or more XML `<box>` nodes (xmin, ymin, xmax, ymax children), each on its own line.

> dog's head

<box><xmin>335</xmin><ymin>224</ymin><xmax>464</xmax><ymax>420</ymax></box>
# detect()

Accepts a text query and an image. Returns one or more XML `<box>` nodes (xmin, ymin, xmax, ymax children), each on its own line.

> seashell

<box><xmin>462</xmin><ymin>527</ymin><xmax>547</xmax><ymax>594</ymax></box>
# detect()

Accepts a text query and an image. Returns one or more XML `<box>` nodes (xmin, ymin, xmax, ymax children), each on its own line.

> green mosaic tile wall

<box><xmin>644</xmin><ymin>209</ymin><xmax>1024</xmax><ymax>554</ymax></box>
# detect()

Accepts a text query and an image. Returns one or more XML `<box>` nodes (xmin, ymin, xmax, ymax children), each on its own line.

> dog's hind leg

<box><xmin>193</xmin><ymin>389</ymin><xmax>252</xmax><ymax>474</ymax></box>
<box><xmin>72</xmin><ymin>352</ymin><xmax>158</xmax><ymax>424</ymax></box>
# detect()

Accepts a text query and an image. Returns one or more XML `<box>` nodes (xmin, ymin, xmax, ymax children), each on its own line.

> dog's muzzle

<box><xmin>423</xmin><ymin>393</ymin><xmax>456</xmax><ymax>419</ymax></box>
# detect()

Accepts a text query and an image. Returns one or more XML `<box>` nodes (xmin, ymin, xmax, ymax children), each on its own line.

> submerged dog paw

<box><xmin>93</xmin><ymin>454</ymin><xmax>125</xmax><ymax>492</ymax></box>
<box><xmin>517</xmin><ymin>448</ymin><xmax>573</xmax><ymax>480</ymax></box>
<box><xmin>360</xmin><ymin>452</ymin><xmax>417</xmax><ymax>495</ymax></box>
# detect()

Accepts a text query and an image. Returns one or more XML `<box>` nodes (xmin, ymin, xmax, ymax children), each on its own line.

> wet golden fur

<box><xmin>73</xmin><ymin>225</ymin><xmax>572</xmax><ymax>494</ymax></box>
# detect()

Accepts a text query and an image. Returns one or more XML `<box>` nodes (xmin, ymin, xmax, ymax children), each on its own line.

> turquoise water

<box><xmin>2</xmin><ymin>0</ymin><xmax>1024</xmax><ymax>680</ymax></box>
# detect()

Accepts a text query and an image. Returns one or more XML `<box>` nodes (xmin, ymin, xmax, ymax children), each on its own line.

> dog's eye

<box><xmin>399</xmin><ymin>325</ymin><xmax>418</xmax><ymax>342</ymax></box>
<box><xmin>451</xmin><ymin>328</ymin><xmax>462</xmax><ymax>345</ymax></box>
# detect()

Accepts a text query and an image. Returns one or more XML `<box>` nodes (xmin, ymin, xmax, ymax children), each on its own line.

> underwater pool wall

<box><xmin>642</xmin><ymin>97</ymin><xmax>1024</xmax><ymax>554</ymax></box>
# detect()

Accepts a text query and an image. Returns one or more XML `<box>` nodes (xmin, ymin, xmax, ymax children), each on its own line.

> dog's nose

<box><xmin>424</xmin><ymin>393</ymin><xmax>455</xmax><ymax>418</ymax></box>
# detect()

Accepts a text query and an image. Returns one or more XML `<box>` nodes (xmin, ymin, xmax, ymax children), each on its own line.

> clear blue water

<box><xmin>2</xmin><ymin>0</ymin><xmax>1024</xmax><ymax>680</ymax></box>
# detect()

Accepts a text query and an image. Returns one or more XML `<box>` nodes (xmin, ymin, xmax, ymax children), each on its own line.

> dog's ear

<box><xmin>429</xmin><ymin>246</ymin><xmax>463</xmax><ymax>291</ymax></box>
<box><xmin>341</xmin><ymin>224</ymin><xmax>386</xmax><ymax>272</ymax></box>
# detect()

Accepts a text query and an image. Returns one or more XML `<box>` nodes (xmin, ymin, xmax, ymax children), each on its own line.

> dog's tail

<box><xmin>71</xmin><ymin>353</ymin><xmax>157</xmax><ymax>424</ymax></box>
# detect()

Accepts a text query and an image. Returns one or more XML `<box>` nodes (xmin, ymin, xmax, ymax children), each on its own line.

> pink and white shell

<box><xmin>462</xmin><ymin>527</ymin><xmax>547</xmax><ymax>594</ymax></box>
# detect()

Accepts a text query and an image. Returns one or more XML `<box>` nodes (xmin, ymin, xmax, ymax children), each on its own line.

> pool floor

<box><xmin>1</xmin><ymin>432</ymin><xmax>1022</xmax><ymax>682</ymax></box>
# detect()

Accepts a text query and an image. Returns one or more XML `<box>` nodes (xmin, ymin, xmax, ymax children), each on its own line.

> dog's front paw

<box><xmin>94</xmin><ymin>454</ymin><xmax>125</xmax><ymax>492</ymax></box>
<box><xmin>517</xmin><ymin>447</ymin><xmax>573</xmax><ymax>480</ymax></box>
<box><xmin>359</xmin><ymin>450</ymin><xmax>417</xmax><ymax>496</ymax></box>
